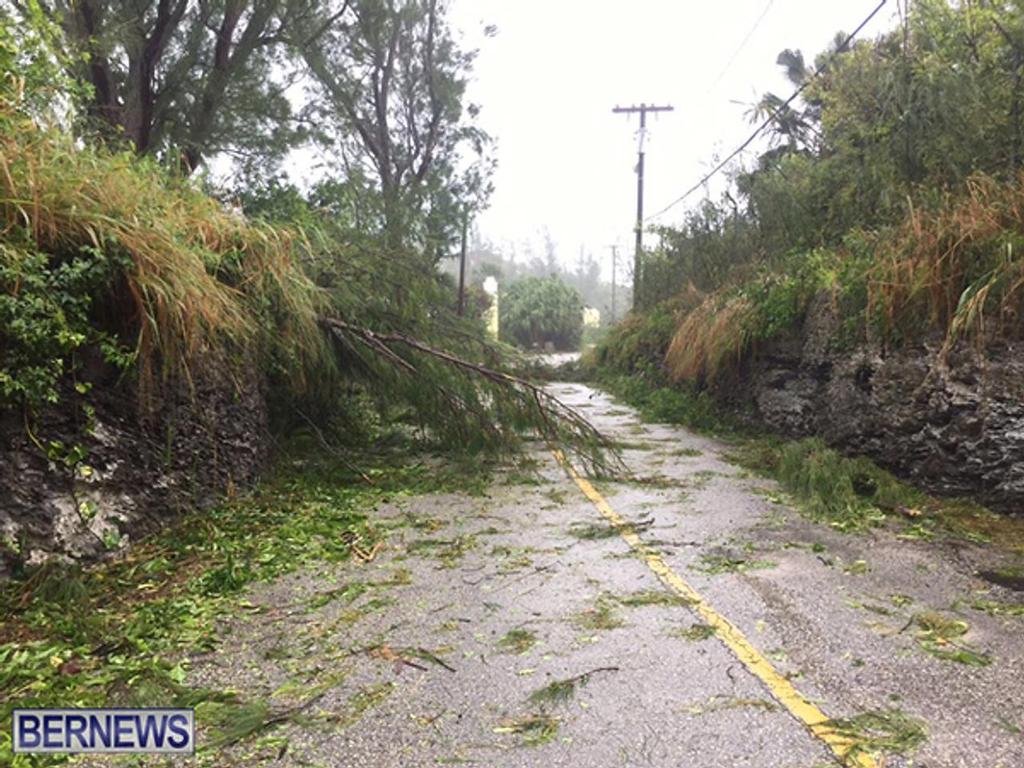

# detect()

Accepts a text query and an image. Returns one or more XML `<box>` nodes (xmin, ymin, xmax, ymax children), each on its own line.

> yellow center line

<box><xmin>554</xmin><ymin>449</ymin><xmax>876</xmax><ymax>768</ymax></box>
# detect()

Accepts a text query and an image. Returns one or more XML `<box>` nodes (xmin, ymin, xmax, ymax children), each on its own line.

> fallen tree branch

<box><xmin>319</xmin><ymin>317</ymin><xmax>623</xmax><ymax>474</ymax></box>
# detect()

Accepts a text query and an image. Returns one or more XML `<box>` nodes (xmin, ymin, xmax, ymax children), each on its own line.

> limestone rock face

<box><xmin>0</xmin><ymin>359</ymin><xmax>268</xmax><ymax>578</ymax></box>
<box><xmin>716</xmin><ymin>295</ymin><xmax>1024</xmax><ymax>512</ymax></box>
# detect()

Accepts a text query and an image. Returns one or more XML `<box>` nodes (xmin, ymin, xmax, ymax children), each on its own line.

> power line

<box><xmin>707</xmin><ymin>0</ymin><xmax>777</xmax><ymax>92</ymax></box>
<box><xmin>646</xmin><ymin>0</ymin><xmax>888</xmax><ymax>224</ymax></box>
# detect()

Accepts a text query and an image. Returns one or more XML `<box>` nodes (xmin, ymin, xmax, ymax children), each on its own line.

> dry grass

<box><xmin>868</xmin><ymin>172</ymin><xmax>1024</xmax><ymax>349</ymax></box>
<box><xmin>664</xmin><ymin>172</ymin><xmax>1024</xmax><ymax>385</ymax></box>
<box><xmin>0</xmin><ymin>114</ymin><xmax>327</xmax><ymax>401</ymax></box>
<box><xmin>665</xmin><ymin>294</ymin><xmax>751</xmax><ymax>382</ymax></box>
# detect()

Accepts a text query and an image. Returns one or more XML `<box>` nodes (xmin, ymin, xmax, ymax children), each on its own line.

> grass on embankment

<box><xmin>595</xmin><ymin>372</ymin><xmax>1024</xmax><ymax>549</ymax></box>
<box><xmin>1</xmin><ymin>111</ymin><xmax>329</xmax><ymax>413</ymax></box>
<box><xmin>0</xmin><ymin>445</ymin><xmax>489</xmax><ymax>765</ymax></box>
<box><xmin>662</xmin><ymin>174</ymin><xmax>1024</xmax><ymax>389</ymax></box>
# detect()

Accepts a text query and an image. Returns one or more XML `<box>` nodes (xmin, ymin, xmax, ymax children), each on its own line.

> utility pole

<box><xmin>457</xmin><ymin>210</ymin><xmax>469</xmax><ymax>316</ymax></box>
<box><xmin>607</xmin><ymin>244</ymin><xmax>618</xmax><ymax>324</ymax></box>
<box><xmin>613</xmin><ymin>103</ymin><xmax>674</xmax><ymax>310</ymax></box>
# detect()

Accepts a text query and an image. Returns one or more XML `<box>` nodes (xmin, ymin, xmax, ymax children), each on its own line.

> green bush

<box><xmin>588</xmin><ymin>295</ymin><xmax>696</xmax><ymax>377</ymax></box>
<box><xmin>500</xmin><ymin>276</ymin><xmax>583</xmax><ymax>351</ymax></box>
<box><xmin>0</xmin><ymin>243</ymin><xmax>123</xmax><ymax>408</ymax></box>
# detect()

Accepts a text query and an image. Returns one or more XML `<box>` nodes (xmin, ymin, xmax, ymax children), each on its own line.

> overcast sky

<box><xmin>447</xmin><ymin>0</ymin><xmax>900</xmax><ymax>279</ymax></box>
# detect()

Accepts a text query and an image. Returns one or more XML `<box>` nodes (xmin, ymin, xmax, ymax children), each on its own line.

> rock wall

<box><xmin>717</xmin><ymin>295</ymin><xmax>1024</xmax><ymax>512</ymax></box>
<box><xmin>0</xmin><ymin>357</ymin><xmax>268</xmax><ymax>577</ymax></box>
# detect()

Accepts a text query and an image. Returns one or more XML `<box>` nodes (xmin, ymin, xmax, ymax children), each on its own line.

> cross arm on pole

<box><xmin>612</xmin><ymin>104</ymin><xmax>675</xmax><ymax>115</ymax></box>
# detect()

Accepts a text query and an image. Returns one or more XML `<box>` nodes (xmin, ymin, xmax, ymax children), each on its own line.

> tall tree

<box><xmin>295</xmin><ymin>0</ymin><xmax>491</xmax><ymax>251</ymax></box>
<box><xmin>14</xmin><ymin>0</ymin><xmax>307</xmax><ymax>171</ymax></box>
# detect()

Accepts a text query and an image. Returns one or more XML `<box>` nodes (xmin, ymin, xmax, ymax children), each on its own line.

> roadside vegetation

<box><xmin>0</xmin><ymin>448</ymin><xmax>481</xmax><ymax>762</ymax></box>
<box><xmin>590</xmin><ymin>367</ymin><xmax>1024</xmax><ymax>550</ymax></box>
<box><xmin>0</xmin><ymin>1</ymin><xmax>615</xmax><ymax>559</ymax></box>
<box><xmin>0</xmin><ymin>6</ymin><xmax>613</xmax><ymax>763</ymax></box>
<box><xmin>0</xmin><ymin>97</ymin><xmax>610</xmax><ymax>470</ymax></box>
<box><xmin>592</xmin><ymin>0</ymin><xmax>1024</xmax><ymax>394</ymax></box>
<box><xmin>586</xmin><ymin>0</ymin><xmax>1024</xmax><ymax>540</ymax></box>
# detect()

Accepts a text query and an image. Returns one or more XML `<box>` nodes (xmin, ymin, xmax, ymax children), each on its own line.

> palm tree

<box><xmin>748</xmin><ymin>37</ymin><xmax>849</xmax><ymax>156</ymax></box>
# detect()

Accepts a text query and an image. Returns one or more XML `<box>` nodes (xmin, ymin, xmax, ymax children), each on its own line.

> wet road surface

<box><xmin>188</xmin><ymin>382</ymin><xmax>1024</xmax><ymax>767</ymax></box>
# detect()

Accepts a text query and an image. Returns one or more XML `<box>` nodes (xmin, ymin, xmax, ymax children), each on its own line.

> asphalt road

<box><xmin>186</xmin><ymin>382</ymin><xmax>1024</xmax><ymax>767</ymax></box>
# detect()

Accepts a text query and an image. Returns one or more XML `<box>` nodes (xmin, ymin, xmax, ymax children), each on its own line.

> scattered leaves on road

<box><xmin>679</xmin><ymin>695</ymin><xmax>777</xmax><ymax>716</ymax></box>
<box><xmin>670</xmin><ymin>624</ymin><xmax>717</xmax><ymax>641</ymax></box>
<box><xmin>493</xmin><ymin>714</ymin><xmax>560</xmax><ymax>746</ymax></box>
<box><xmin>498</xmin><ymin>628</ymin><xmax>537</xmax><ymax>655</ymax></box>
<box><xmin>822</xmin><ymin>708</ymin><xmax>927</xmax><ymax>760</ymax></box>
<box><xmin>615</xmin><ymin>590</ymin><xmax>695</xmax><ymax>608</ymax></box>
<box><xmin>574</xmin><ymin>595</ymin><xmax>624</xmax><ymax>630</ymax></box>
<box><xmin>694</xmin><ymin>553</ymin><xmax>777</xmax><ymax>575</ymax></box>
<box><xmin>913</xmin><ymin>611</ymin><xmax>992</xmax><ymax>666</ymax></box>
<box><xmin>528</xmin><ymin>667</ymin><xmax>618</xmax><ymax>708</ymax></box>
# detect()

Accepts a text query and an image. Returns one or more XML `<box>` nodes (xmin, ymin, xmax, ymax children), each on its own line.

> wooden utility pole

<box><xmin>457</xmin><ymin>210</ymin><xmax>469</xmax><ymax>316</ymax></box>
<box><xmin>613</xmin><ymin>103</ymin><xmax>674</xmax><ymax>309</ymax></box>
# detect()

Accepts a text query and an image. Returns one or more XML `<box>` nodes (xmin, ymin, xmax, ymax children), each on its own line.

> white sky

<box><xmin>448</xmin><ymin>0</ymin><xmax>900</xmax><ymax>278</ymax></box>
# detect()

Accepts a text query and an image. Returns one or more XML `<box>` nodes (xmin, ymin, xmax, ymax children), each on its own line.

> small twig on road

<box><xmin>491</xmin><ymin>561</ymin><xmax>559</xmax><ymax>593</ymax></box>
<box><xmin>528</xmin><ymin>666</ymin><xmax>620</xmax><ymax>707</ymax></box>
<box><xmin>355</xmin><ymin>642</ymin><xmax>457</xmax><ymax>673</ymax></box>
<box><xmin>419</xmin><ymin>708</ymin><xmax>448</xmax><ymax>732</ymax></box>
<box><xmin>515</xmin><ymin>582</ymin><xmax>546</xmax><ymax>600</ymax></box>
<box><xmin>262</xmin><ymin>688</ymin><xmax>331</xmax><ymax>727</ymax></box>
<box><xmin>211</xmin><ymin>688</ymin><xmax>332</xmax><ymax>749</ymax></box>
<box><xmin>568</xmin><ymin>666</ymin><xmax>619</xmax><ymax>682</ymax></box>
<box><xmin>353</xmin><ymin>540</ymin><xmax>383</xmax><ymax>562</ymax></box>
<box><xmin>363</xmin><ymin>643</ymin><xmax>430</xmax><ymax>672</ymax></box>
<box><xmin>408</xmin><ymin>647</ymin><xmax>457</xmax><ymax>673</ymax></box>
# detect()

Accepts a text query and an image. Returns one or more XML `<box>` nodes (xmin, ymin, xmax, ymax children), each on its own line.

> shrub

<box><xmin>587</xmin><ymin>290</ymin><xmax>701</xmax><ymax>377</ymax></box>
<box><xmin>864</xmin><ymin>173</ymin><xmax>1024</xmax><ymax>348</ymax></box>
<box><xmin>500</xmin><ymin>276</ymin><xmax>583</xmax><ymax>351</ymax></box>
<box><xmin>665</xmin><ymin>250</ymin><xmax>836</xmax><ymax>384</ymax></box>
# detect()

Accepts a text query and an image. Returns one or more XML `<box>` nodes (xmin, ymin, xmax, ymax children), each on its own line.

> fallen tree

<box><xmin>0</xmin><ymin>49</ymin><xmax>616</xmax><ymax>569</ymax></box>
